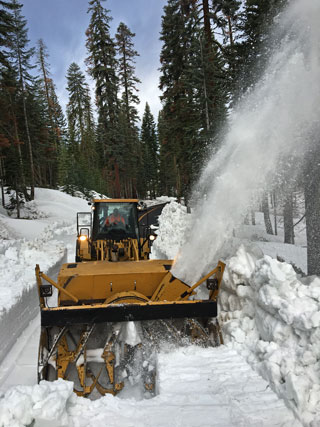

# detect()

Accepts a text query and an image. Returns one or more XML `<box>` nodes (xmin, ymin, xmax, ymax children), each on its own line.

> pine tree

<box><xmin>9</xmin><ymin>0</ymin><xmax>35</xmax><ymax>199</ymax></box>
<box><xmin>65</xmin><ymin>62</ymin><xmax>97</xmax><ymax>193</ymax></box>
<box><xmin>158</xmin><ymin>109</ymin><xmax>176</xmax><ymax>196</ymax></box>
<box><xmin>86</xmin><ymin>0</ymin><xmax>120</xmax><ymax>197</ymax></box>
<box><xmin>0</xmin><ymin>61</ymin><xmax>28</xmax><ymax>215</ymax></box>
<box><xmin>0</xmin><ymin>1</ymin><xmax>26</xmax><ymax>204</ymax></box>
<box><xmin>202</xmin><ymin>0</ymin><xmax>242</xmax><ymax>103</ymax></box>
<box><xmin>115</xmin><ymin>22</ymin><xmax>140</xmax><ymax>124</ymax></box>
<box><xmin>0</xmin><ymin>0</ymin><xmax>20</xmax><ymax>201</ymax></box>
<box><xmin>0</xmin><ymin>0</ymin><xmax>16</xmax><ymax>67</ymax></box>
<box><xmin>238</xmin><ymin>0</ymin><xmax>288</xmax><ymax>92</ymax></box>
<box><xmin>159</xmin><ymin>0</ymin><xmax>207</xmax><ymax>198</ymax></box>
<box><xmin>37</xmin><ymin>40</ymin><xmax>59</xmax><ymax>149</ymax></box>
<box><xmin>115</xmin><ymin>22</ymin><xmax>141</xmax><ymax>197</ymax></box>
<box><xmin>66</xmin><ymin>63</ymin><xmax>93</xmax><ymax>152</ymax></box>
<box><xmin>36</xmin><ymin>39</ymin><xmax>66</xmax><ymax>186</ymax></box>
<box><xmin>141</xmin><ymin>103</ymin><xmax>158</xmax><ymax>198</ymax></box>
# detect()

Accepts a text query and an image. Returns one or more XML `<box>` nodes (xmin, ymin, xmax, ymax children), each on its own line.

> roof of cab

<box><xmin>93</xmin><ymin>199</ymin><xmax>139</xmax><ymax>203</ymax></box>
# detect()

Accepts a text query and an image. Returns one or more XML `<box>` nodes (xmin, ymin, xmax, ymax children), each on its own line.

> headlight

<box><xmin>79</xmin><ymin>235</ymin><xmax>87</xmax><ymax>241</ymax></box>
<box><xmin>149</xmin><ymin>234</ymin><xmax>156</xmax><ymax>241</ymax></box>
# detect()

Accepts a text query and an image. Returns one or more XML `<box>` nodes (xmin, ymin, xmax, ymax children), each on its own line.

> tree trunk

<box><xmin>114</xmin><ymin>161</ymin><xmax>121</xmax><ymax>198</ymax></box>
<box><xmin>19</xmin><ymin>70</ymin><xmax>35</xmax><ymax>200</ymax></box>
<box><xmin>283</xmin><ymin>192</ymin><xmax>294</xmax><ymax>244</ymax></box>
<box><xmin>1</xmin><ymin>183</ymin><xmax>4</xmax><ymax>207</ymax></box>
<box><xmin>227</xmin><ymin>15</ymin><xmax>234</xmax><ymax>47</ymax></box>
<box><xmin>262</xmin><ymin>192</ymin><xmax>273</xmax><ymax>235</ymax></box>
<box><xmin>15</xmin><ymin>180</ymin><xmax>20</xmax><ymax>219</ymax></box>
<box><xmin>39</xmin><ymin>43</ymin><xmax>58</xmax><ymax>152</ymax></box>
<box><xmin>199</xmin><ymin>35</ymin><xmax>210</xmax><ymax>131</ymax></box>
<box><xmin>305</xmin><ymin>162</ymin><xmax>320</xmax><ymax>275</ymax></box>
<box><xmin>203</xmin><ymin>0</ymin><xmax>212</xmax><ymax>45</ymax></box>
<box><xmin>0</xmin><ymin>157</ymin><xmax>5</xmax><ymax>207</ymax></box>
<box><xmin>251</xmin><ymin>210</ymin><xmax>255</xmax><ymax>225</ymax></box>
<box><xmin>273</xmin><ymin>191</ymin><xmax>277</xmax><ymax>236</ymax></box>
<box><xmin>202</xmin><ymin>0</ymin><xmax>215</xmax><ymax>118</ymax></box>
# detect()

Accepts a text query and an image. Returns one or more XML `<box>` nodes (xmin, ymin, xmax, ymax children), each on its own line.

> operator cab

<box><xmin>76</xmin><ymin>199</ymin><xmax>155</xmax><ymax>262</ymax></box>
<box><xmin>92</xmin><ymin>200</ymin><xmax>139</xmax><ymax>242</ymax></box>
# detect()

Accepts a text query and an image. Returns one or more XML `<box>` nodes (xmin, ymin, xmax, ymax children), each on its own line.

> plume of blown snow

<box><xmin>173</xmin><ymin>0</ymin><xmax>320</xmax><ymax>284</ymax></box>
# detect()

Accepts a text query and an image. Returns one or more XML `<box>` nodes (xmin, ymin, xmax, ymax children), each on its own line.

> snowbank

<box><xmin>0</xmin><ymin>189</ymin><xmax>90</xmax><ymax>364</ymax></box>
<box><xmin>221</xmin><ymin>246</ymin><xmax>320</xmax><ymax>426</ymax></box>
<box><xmin>152</xmin><ymin>201</ymin><xmax>318</xmax><ymax>425</ymax></box>
<box><xmin>151</xmin><ymin>201</ymin><xmax>191</xmax><ymax>260</ymax></box>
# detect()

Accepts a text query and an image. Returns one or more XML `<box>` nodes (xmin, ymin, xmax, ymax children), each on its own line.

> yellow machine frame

<box><xmin>36</xmin><ymin>199</ymin><xmax>226</xmax><ymax>397</ymax></box>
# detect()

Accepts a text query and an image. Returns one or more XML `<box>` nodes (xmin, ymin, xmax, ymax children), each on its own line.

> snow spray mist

<box><xmin>172</xmin><ymin>0</ymin><xmax>320</xmax><ymax>284</ymax></box>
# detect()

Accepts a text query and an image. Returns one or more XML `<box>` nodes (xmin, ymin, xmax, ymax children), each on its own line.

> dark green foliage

<box><xmin>115</xmin><ymin>22</ymin><xmax>142</xmax><ymax>198</ymax></box>
<box><xmin>141</xmin><ymin>103</ymin><xmax>159</xmax><ymax>198</ymax></box>
<box><xmin>0</xmin><ymin>0</ymin><xmax>17</xmax><ymax>67</ymax></box>
<box><xmin>158</xmin><ymin>109</ymin><xmax>176</xmax><ymax>196</ymax></box>
<box><xmin>36</xmin><ymin>39</ymin><xmax>67</xmax><ymax>187</ymax></box>
<box><xmin>115</xmin><ymin>22</ymin><xmax>140</xmax><ymax>123</ymax></box>
<box><xmin>159</xmin><ymin>0</ymin><xmax>200</xmax><ymax>198</ymax></box>
<box><xmin>86</xmin><ymin>0</ymin><xmax>120</xmax><ymax>196</ymax></box>
<box><xmin>206</xmin><ymin>0</ymin><xmax>242</xmax><ymax>104</ymax></box>
<box><xmin>236</xmin><ymin>0</ymin><xmax>289</xmax><ymax>94</ymax></box>
<box><xmin>65</xmin><ymin>62</ymin><xmax>103</xmax><ymax>194</ymax></box>
<box><xmin>7</xmin><ymin>0</ymin><xmax>36</xmax><ymax>198</ymax></box>
<box><xmin>159</xmin><ymin>0</ymin><xmax>228</xmax><ymax>199</ymax></box>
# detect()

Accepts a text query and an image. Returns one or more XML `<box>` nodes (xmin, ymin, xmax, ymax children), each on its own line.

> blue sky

<box><xmin>22</xmin><ymin>0</ymin><xmax>167</xmax><ymax>121</ymax></box>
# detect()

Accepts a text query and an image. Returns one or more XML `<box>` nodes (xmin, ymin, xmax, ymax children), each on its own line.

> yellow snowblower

<box><xmin>36</xmin><ymin>199</ymin><xmax>225</xmax><ymax>398</ymax></box>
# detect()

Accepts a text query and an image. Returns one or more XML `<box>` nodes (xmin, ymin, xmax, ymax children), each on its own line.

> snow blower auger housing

<box><xmin>36</xmin><ymin>199</ymin><xmax>225</xmax><ymax>398</ymax></box>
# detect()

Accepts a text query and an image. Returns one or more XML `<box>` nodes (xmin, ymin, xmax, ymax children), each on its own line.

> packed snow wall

<box><xmin>0</xmin><ymin>246</ymin><xmax>67</xmax><ymax>365</ymax></box>
<box><xmin>221</xmin><ymin>246</ymin><xmax>320</xmax><ymax>425</ymax></box>
<box><xmin>153</xmin><ymin>201</ymin><xmax>320</xmax><ymax>425</ymax></box>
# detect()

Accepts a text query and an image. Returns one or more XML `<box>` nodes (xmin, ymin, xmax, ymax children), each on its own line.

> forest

<box><xmin>1</xmin><ymin>0</ymin><xmax>320</xmax><ymax>275</ymax></box>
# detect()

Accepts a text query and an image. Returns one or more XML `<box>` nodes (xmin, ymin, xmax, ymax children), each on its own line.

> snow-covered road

<box><xmin>0</xmin><ymin>343</ymin><xmax>302</xmax><ymax>427</ymax></box>
<box><xmin>0</xmin><ymin>316</ymin><xmax>39</xmax><ymax>392</ymax></box>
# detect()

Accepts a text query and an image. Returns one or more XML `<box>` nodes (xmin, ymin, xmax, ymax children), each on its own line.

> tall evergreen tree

<box><xmin>0</xmin><ymin>0</ymin><xmax>16</xmax><ymax>67</ymax></box>
<box><xmin>9</xmin><ymin>0</ymin><xmax>35</xmax><ymax>199</ymax></box>
<box><xmin>0</xmin><ymin>64</ymin><xmax>25</xmax><ymax>203</ymax></box>
<box><xmin>159</xmin><ymin>0</ymin><xmax>212</xmax><ymax>198</ymax></box>
<box><xmin>115</xmin><ymin>22</ymin><xmax>140</xmax><ymax>125</ymax></box>
<box><xmin>141</xmin><ymin>103</ymin><xmax>159</xmax><ymax>198</ymax></box>
<box><xmin>158</xmin><ymin>109</ymin><xmax>176</xmax><ymax>196</ymax></box>
<box><xmin>202</xmin><ymin>0</ymin><xmax>242</xmax><ymax>103</ymax></box>
<box><xmin>237</xmin><ymin>0</ymin><xmax>288</xmax><ymax>93</ymax></box>
<box><xmin>115</xmin><ymin>21</ymin><xmax>141</xmax><ymax>197</ymax></box>
<box><xmin>36</xmin><ymin>39</ymin><xmax>66</xmax><ymax>186</ymax></box>
<box><xmin>65</xmin><ymin>62</ymin><xmax>97</xmax><ymax>193</ymax></box>
<box><xmin>86</xmin><ymin>0</ymin><xmax>120</xmax><ymax>197</ymax></box>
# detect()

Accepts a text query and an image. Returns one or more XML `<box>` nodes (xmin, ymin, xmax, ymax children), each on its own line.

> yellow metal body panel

<box><xmin>58</xmin><ymin>259</ymin><xmax>174</xmax><ymax>303</ymax></box>
<box><xmin>151</xmin><ymin>272</ymin><xmax>191</xmax><ymax>301</ymax></box>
